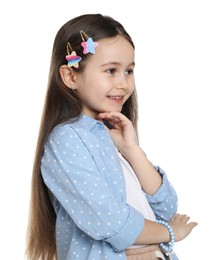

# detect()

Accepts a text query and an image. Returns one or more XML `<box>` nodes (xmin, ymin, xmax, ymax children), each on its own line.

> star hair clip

<box><xmin>66</xmin><ymin>42</ymin><xmax>82</xmax><ymax>68</ymax></box>
<box><xmin>80</xmin><ymin>30</ymin><xmax>99</xmax><ymax>54</ymax></box>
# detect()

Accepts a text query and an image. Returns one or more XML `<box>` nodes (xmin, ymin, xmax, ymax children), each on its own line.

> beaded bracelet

<box><xmin>156</xmin><ymin>219</ymin><xmax>175</xmax><ymax>257</ymax></box>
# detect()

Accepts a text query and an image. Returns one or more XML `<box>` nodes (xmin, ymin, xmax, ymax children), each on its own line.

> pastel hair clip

<box><xmin>80</xmin><ymin>30</ymin><xmax>99</xmax><ymax>54</ymax></box>
<box><xmin>66</xmin><ymin>42</ymin><xmax>82</xmax><ymax>68</ymax></box>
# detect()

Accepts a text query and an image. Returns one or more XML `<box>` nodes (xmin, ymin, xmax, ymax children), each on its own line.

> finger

<box><xmin>172</xmin><ymin>213</ymin><xmax>180</xmax><ymax>221</ymax></box>
<box><xmin>172</xmin><ymin>213</ymin><xmax>190</xmax><ymax>223</ymax></box>
<box><xmin>186</xmin><ymin>222</ymin><xmax>198</xmax><ymax>234</ymax></box>
<box><xmin>109</xmin><ymin>116</ymin><xmax>122</xmax><ymax>124</ymax></box>
<box><xmin>187</xmin><ymin>222</ymin><xmax>198</xmax><ymax>229</ymax></box>
<box><xmin>179</xmin><ymin>214</ymin><xmax>190</xmax><ymax>223</ymax></box>
<box><xmin>101</xmin><ymin>112</ymin><xmax>127</xmax><ymax>123</ymax></box>
<box><xmin>97</xmin><ymin>113</ymin><xmax>122</xmax><ymax>125</ymax></box>
<box><xmin>97</xmin><ymin>113</ymin><xmax>108</xmax><ymax>120</ymax></box>
<box><xmin>97</xmin><ymin>113</ymin><xmax>122</xmax><ymax>130</ymax></box>
<box><xmin>105</xmin><ymin>116</ymin><xmax>127</xmax><ymax>130</ymax></box>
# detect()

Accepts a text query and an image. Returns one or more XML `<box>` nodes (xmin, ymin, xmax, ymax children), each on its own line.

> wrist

<box><xmin>120</xmin><ymin>144</ymin><xmax>143</xmax><ymax>160</ymax></box>
<box><xmin>156</xmin><ymin>219</ymin><xmax>175</xmax><ymax>256</ymax></box>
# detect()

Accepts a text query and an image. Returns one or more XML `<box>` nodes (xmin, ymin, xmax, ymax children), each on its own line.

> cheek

<box><xmin>129</xmin><ymin>82</ymin><xmax>135</xmax><ymax>95</ymax></box>
<box><xmin>125</xmin><ymin>83</ymin><xmax>135</xmax><ymax>101</ymax></box>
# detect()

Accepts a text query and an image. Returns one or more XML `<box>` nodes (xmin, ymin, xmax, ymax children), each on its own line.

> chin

<box><xmin>106</xmin><ymin>107</ymin><xmax>122</xmax><ymax>113</ymax></box>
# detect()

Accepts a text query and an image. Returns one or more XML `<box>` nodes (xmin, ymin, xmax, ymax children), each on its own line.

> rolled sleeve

<box><xmin>146</xmin><ymin>166</ymin><xmax>178</xmax><ymax>221</ymax></box>
<box><xmin>105</xmin><ymin>206</ymin><xmax>144</xmax><ymax>251</ymax></box>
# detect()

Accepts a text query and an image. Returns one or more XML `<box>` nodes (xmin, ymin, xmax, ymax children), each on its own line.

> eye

<box><xmin>106</xmin><ymin>68</ymin><xmax>116</xmax><ymax>74</ymax></box>
<box><xmin>124</xmin><ymin>69</ymin><xmax>134</xmax><ymax>75</ymax></box>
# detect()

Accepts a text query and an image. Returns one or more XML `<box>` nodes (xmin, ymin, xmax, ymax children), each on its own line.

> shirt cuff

<box><xmin>146</xmin><ymin>166</ymin><xmax>170</xmax><ymax>203</ymax></box>
<box><xmin>105</xmin><ymin>206</ymin><xmax>144</xmax><ymax>252</ymax></box>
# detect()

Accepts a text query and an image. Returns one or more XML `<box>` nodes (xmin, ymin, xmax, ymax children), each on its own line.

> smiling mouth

<box><xmin>107</xmin><ymin>95</ymin><xmax>124</xmax><ymax>101</ymax></box>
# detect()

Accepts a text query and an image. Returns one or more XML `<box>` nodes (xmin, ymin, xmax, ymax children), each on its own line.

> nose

<box><xmin>115</xmin><ymin>75</ymin><xmax>127</xmax><ymax>90</ymax></box>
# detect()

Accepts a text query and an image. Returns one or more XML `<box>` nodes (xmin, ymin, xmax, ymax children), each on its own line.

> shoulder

<box><xmin>47</xmin><ymin>122</ymin><xmax>78</xmax><ymax>144</ymax></box>
<box><xmin>46</xmin><ymin>118</ymin><xmax>99</xmax><ymax>147</ymax></box>
<box><xmin>49</xmin><ymin>115</ymin><xmax>100</xmax><ymax>139</ymax></box>
<box><xmin>45</xmin><ymin>116</ymin><xmax>109</xmax><ymax>153</ymax></box>
<box><xmin>51</xmin><ymin>122</ymin><xmax>78</xmax><ymax>137</ymax></box>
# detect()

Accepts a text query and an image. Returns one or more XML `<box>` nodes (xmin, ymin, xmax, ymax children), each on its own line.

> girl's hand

<box><xmin>97</xmin><ymin>112</ymin><xmax>138</xmax><ymax>153</ymax></box>
<box><xmin>135</xmin><ymin>213</ymin><xmax>197</xmax><ymax>245</ymax></box>
<box><xmin>169</xmin><ymin>213</ymin><xmax>198</xmax><ymax>242</ymax></box>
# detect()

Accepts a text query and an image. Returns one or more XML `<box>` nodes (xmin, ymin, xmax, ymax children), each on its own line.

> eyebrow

<box><xmin>101</xmin><ymin>61</ymin><xmax>135</xmax><ymax>67</ymax></box>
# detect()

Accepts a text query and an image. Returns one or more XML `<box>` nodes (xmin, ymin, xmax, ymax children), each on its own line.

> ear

<box><xmin>59</xmin><ymin>65</ymin><xmax>78</xmax><ymax>90</ymax></box>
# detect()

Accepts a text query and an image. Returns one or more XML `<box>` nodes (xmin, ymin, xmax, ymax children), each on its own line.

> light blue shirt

<box><xmin>41</xmin><ymin>114</ymin><xmax>178</xmax><ymax>260</ymax></box>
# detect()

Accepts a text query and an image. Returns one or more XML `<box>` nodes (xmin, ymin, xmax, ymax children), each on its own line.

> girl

<box><xmin>26</xmin><ymin>14</ymin><xmax>197</xmax><ymax>260</ymax></box>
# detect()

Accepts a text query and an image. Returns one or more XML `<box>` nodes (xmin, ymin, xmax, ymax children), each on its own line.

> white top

<box><xmin>118</xmin><ymin>151</ymin><xmax>156</xmax><ymax>248</ymax></box>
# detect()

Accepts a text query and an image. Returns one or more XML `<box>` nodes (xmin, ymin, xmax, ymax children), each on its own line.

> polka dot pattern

<box><xmin>41</xmin><ymin>115</ymin><xmax>178</xmax><ymax>259</ymax></box>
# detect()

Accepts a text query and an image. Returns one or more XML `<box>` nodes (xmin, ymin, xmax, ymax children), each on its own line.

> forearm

<box><xmin>121</xmin><ymin>145</ymin><xmax>162</xmax><ymax>195</ymax></box>
<box><xmin>135</xmin><ymin>214</ymin><xmax>198</xmax><ymax>245</ymax></box>
<box><xmin>135</xmin><ymin>219</ymin><xmax>170</xmax><ymax>245</ymax></box>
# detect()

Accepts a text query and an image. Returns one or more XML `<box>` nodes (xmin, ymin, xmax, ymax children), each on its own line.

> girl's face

<box><xmin>74</xmin><ymin>36</ymin><xmax>135</xmax><ymax>118</ymax></box>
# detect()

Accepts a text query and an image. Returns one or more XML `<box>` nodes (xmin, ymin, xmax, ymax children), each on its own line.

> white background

<box><xmin>0</xmin><ymin>0</ymin><xmax>216</xmax><ymax>259</ymax></box>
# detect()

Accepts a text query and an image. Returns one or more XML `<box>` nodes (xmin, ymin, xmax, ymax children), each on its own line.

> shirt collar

<box><xmin>72</xmin><ymin>114</ymin><xmax>105</xmax><ymax>131</ymax></box>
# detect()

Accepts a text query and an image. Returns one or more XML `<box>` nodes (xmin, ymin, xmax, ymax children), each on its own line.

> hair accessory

<box><xmin>66</xmin><ymin>42</ymin><xmax>82</xmax><ymax>68</ymax></box>
<box><xmin>156</xmin><ymin>219</ymin><xmax>175</xmax><ymax>258</ymax></box>
<box><xmin>80</xmin><ymin>30</ymin><xmax>99</xmax><ymax>54</ymax></box>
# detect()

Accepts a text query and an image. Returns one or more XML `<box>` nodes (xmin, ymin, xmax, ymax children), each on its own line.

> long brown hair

<box><xmin>26</xmin><ymin>14</ymin><xmax>138</xmax><ymax>260</ymax></box>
